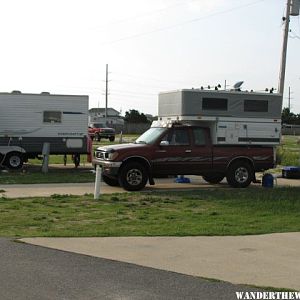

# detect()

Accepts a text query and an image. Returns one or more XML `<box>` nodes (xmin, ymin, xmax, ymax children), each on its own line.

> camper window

<box><xmin>244</xmin><ymin>100</ymin><xmax>268</xmax><ymax>112</ymax></box>
<box><xmin>202</xmin><ymin>98</ymin><xmax>228</xmax><ymax>111</ymax></box>
<box><xmin>43</xmin><ymin>111</ymin><xmax>62</xmax><ymax>123</ymax></box>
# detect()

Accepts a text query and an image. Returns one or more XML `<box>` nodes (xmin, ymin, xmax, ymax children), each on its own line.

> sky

<box><xmin>0</xmin><ymin>0</ymin><xmax>299</xmax><ymax>116</ymax></box>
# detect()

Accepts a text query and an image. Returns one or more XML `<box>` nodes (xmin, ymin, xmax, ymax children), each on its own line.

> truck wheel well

<box><xmin>121</xmin><ymin>157</ymin><xmax>151</xmax><ymax>173</ymax></box>
<box><xmin>227</xmin><ymin>157</ymin><xmax>254</xmax><ymax>172</ymax></box>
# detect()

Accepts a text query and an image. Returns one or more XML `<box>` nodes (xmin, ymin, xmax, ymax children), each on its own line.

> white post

<box><xmin>94</xmin><ymin>165</ymin><xmax>102</xmax><ymax>199</ymax></box>
<box><xmin>119</xmin><ymin>131</ymin><xmax>123</xmax><ymax>143</ymax></box>
<box><xmin>41</xmin><ymin>142</ymin><xmax>50</xmax><ymax>173</ymax></box>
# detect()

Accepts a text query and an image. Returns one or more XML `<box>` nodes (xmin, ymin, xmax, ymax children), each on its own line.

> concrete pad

<box><xmin>22</xmin><ymin>233</ymin><xmax>300</xmax><ymax>290</ymax></box>
<box><xmin>1</xmin><ymin>176</ymin><xmax>300</xmax><ymax>199</ymax></box>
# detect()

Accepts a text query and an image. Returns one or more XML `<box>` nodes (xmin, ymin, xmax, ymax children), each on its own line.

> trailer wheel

<box><xmin>118</xmin><ymin>162</ymin><xmax>148</xmax><ymax>191</ymax></box>
<box><xmin>5</xmin><ymin>152</ymin><xmax>23</xmax><ymax>169</ymax></box>
<box><xmin>226</xmin><ymin>160</ymin><xmax>253</xmax><ymax>188</ymax></box>
<box><xmin>102</xmin><ymin>174</ymin><xmax>119</xmax><ymax>186</ymax></box>
<box><xmin>202</xmin><ymin>173</ymin><xmax>225</xmax><ymax>184</ymax></box>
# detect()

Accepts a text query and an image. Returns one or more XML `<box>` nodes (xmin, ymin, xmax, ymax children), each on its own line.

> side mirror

<box><xmin>160</xmin><ymin>140</ymin><xmax>169</xmax><ymax>146</ymax></box>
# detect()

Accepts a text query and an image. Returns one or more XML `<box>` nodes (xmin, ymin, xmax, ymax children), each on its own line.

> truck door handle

<box><xmin>185</xmin><ymin>150</ymin><xmax>192</xmax><ymax>153</ymax></box>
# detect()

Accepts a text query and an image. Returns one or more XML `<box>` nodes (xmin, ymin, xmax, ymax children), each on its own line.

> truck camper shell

<box><xmin>157</xmin><ymin>89</ymin><xmax>283</xmax><ymax>146</ymax></box>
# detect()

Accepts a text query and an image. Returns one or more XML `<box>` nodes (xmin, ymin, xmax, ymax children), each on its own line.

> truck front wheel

<box><xmin>5</xmin><ymin>152</ymin><xmax>23</xmax><ymax>169</ymax></box>
<box><xmin>226</xmin><ymin>161</ymin><xmax>253</xmax><ymax>188</ymax></box>
<box><xmin>118</xmin><ymin>162</ymin><xmax>148</xmax><ymax>191</ymax></box>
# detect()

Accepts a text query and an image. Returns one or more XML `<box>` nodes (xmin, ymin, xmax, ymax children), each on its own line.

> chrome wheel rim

<box><xmin>126</xmin><ymin>169</ymin><xmax>143</xmax><ymax>186</ymax></box>
<box><xmin>234</xmin><ymin>167</ymin><xmax>248</xmax><ymax>183</ymax></box>
<box><xmin>10</xmin><ymin>156</ymin><xmax>21</xmax><ymax>168</ymax></box>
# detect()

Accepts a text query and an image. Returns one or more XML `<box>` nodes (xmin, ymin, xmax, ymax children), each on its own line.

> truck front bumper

<box><xmin>92</xmin><ymin>159</ymin><xmax>122</xmax><ymax>176</ymax></box>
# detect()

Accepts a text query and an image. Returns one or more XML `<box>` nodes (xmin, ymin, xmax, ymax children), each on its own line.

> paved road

<box><xmin>2</xmin><ymin>175</ymin><xmax>300</xmax><ymax>199</ymax></box>
<box><xmin>0</xmin><ymin>238</ymin><xmax>258</xmax><ymax>300</ymax></box>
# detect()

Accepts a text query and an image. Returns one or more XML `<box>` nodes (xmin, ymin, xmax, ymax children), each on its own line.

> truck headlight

<box><xmin>104</xmin><ymin>151</ymin><xmax>118</xmax><ymax>160</ymax></box>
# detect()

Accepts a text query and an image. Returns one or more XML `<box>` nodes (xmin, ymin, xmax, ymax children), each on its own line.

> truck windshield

<box><xmin>93</xmin><ymin>124</ymin><xmax>104</xmax><ymax>128</ymax></box>
<box><xmin>135</xmin><ymin>127</ymin><xmax>167</xmax><ymax>145</ymax></box>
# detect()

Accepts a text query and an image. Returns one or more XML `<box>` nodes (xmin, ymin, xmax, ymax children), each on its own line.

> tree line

<box><xmin>281</xmin><ymin>108</ymin><xmax>300</xmax><ymax>125</ymax></box>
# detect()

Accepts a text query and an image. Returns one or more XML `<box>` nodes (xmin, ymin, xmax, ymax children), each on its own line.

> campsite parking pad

<box><xmin>22</xmin><ymin>233</ymin><xmax>300</xmax><ymax>291</ymax></box>
<box><xmin>0</xmin><ymin>238</ymin><xmax>260</xmax><ymax>300</ymax></box>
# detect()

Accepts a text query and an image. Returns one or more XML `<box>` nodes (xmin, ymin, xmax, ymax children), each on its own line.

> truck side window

<box><xmin>167</xmin><ymin>129</ymin><xmax>189</xmax><ymax>145</ymax></box>
<box><xmin>193</xmin><ymin>128</ymin><xmax>206</xmax><ymax>146</ymax></box>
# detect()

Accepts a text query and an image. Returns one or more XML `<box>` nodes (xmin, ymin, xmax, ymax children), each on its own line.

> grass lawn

<box><xmin>0</xmin><ymin>168</ymin><xmax>95</xmax><ymax>184</ymax></box>
<box><xmin>0</xmin><ymin>188</ymin><xmax>299</xmax><ymax>237</ymax></box>
<box><xmin>278</xmin><ymin>135</ymin><xmax>300</xmax><ymax>166</ymax></box>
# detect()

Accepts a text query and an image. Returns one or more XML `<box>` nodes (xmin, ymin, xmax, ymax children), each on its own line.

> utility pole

<box><xmin>278</xmin><ymin>0</ymin><xmax>292</xmax><ymax>95</ymax></box>
<box><xmin>278</xmin><ymin>0</ymin><xmax>299</xmax><ymax>95</ymax></box>
<box><xmin>105</xmin><ymin>64</ymin><xmax>108</xmax><ymax>126</ymax></box>
<box><xmin>288</xmin><ymin>86</ymin><xmax>291</xmax><ymax>110</ymax></box>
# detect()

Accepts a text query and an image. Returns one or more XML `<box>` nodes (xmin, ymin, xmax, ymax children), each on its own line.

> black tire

<box><xmin>202</xmin><ymin>173</ymin><xmax>225</xmax><ymax>184</ymax></box>
<box><xmin>96</xmin><ymin>134</ymin><xmax>101</xmax><ymax>142</ymax></box>
<box><xmin>226</xmin><ymin>160</ymin><xmax>254</xmax><ymax>188</ymax></box>
<box><xmin>5</xmin><ymin>152</ymin><xmax>23</xmax><ymax>169</ymax></box>
<box><xmin>109</xmin><ymin>136</ymin><xmax>115</xmax><ymax>142</ymax></box>
<box><xmin>102</xmin><ymin>174</ymin><xmax>119</xmax><ymax>186</ymax></box>
<box><xmin>118</xmin><ymin>162</ymin><xmax>148</xmax><ymax>191</ymax></box>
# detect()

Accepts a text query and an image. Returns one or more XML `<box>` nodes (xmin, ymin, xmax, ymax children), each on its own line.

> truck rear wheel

<box><xmin>118</xmin><ymin>162</ymin><xmax>148</xmax><ymax>191</ymax></box>
<box><xmin>202</xmin><ymin>173</ymin><xmax>225</xmax><ymax>184</ymax></box>
<box><xmin>226</xmin><ymin>161</ymin><xmax>253</xmax><ymax>188</ymax></box>
<box><xmin>5</xmin><ymin>152</ymin><xmax>23</xmax><ymax>169</ymax></box>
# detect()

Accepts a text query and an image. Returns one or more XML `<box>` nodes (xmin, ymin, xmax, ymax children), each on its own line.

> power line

<box><xmin>91</xmin><ymin>0</ymin><xmax>200</xmax><ymax>32</ymax></box>
<box><xmin>101</xmin><ymin>0</ymin><xmax>265</xmax><ymax>45</ymax></box>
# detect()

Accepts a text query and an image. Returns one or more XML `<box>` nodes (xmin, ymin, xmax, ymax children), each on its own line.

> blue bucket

<box><xmin>262</xmin><ymin>173</ymin><xmax>274</xmax><ymax>188</ymax></box>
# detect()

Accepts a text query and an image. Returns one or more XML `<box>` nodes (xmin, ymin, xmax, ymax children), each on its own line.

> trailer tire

<box><xmin>226</xmin><ymin>160</ymin><xmax>253</xmax><ymax>188</ymax></box>
<box><xmin>118</xmin><ymin>161</ymin><xmax>148</xmax><ymax>191</ymax></box>
<box><xmin>102</xmin><ymin>174</ymin><xmax>119</xmax><ymax>186</ymax></box>
<box><xmin>202</xmin><ymin>173</ymin><xmax>225</xmax><ymax>184</ymax></box>
<box><xmin>5</xmin><ymin>152</ymin><xmax>23</xmax><ymax>169</ymax></box>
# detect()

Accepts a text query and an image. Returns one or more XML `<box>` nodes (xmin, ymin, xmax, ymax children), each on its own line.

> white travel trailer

<box><xmin>157</xmin><ymin>88</ymin><xmax>283</xmax><ymax>146</ymax></box>
<box><xmin>0</xmin><ymin>91</ymin><xmax>91</xmax><ymax>169</ymax></box>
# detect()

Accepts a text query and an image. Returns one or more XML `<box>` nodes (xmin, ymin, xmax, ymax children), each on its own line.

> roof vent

<box><xmin>11</xmin><ymin>90</ymin><xmax>22</xmax><ymax>94</ymax></box>
<box><xmin>41</xmin><ymin>92</ymin><xmax>50</xmax><ymax>95</ymax></box>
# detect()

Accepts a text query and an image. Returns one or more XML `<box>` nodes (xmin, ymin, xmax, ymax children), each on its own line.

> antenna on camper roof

<box><xmin>233</xmin><ymin>81</ymin><xmax>244</xmax><ymax>90</ymax></box>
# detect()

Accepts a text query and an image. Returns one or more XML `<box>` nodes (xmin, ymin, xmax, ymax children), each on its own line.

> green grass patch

<box><xmin>0</xmin><ymin>168</ymin><xmax>95</xmax><ymax>184</ymax></box>
<box><xmin>0</xmin><ymin>188</ymin><xmax>299</xmax><ymax>237</ymax></box>
<box><xmin>277</xmin><ymin>135</ymin><xmax>300</xmax><ymax>166</ymax></box>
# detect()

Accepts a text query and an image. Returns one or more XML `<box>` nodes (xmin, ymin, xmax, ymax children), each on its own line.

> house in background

<box><xmin>88</xmin><ymin>108</ymin><xmax>124</xmax><ymax>132</ymax></box>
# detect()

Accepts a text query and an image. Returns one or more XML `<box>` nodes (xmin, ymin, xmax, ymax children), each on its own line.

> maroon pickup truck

<box><xmin>88</xmin><ymin>123</ymin><xmax>115</xmax><ymax>142</ymax></box>
<box><xmin>93</xmin><ymin>124</ymin><xmax>275</xmax><ymax>191</ymax></box>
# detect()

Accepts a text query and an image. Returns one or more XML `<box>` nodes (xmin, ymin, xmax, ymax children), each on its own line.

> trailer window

<box><xmin>43</xmin><ymin>111</ymin><xmax>62</xmax><ymax>123</ymax></box>
<box><xmin>244</xmin><ymin>100</ymin><xmax>268</xmax><ymax>112</ymax></box>
<box><xmin>202</xmin><ymin>98</ymin><xmax>228</xmax><ymax>111</ymax></box>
